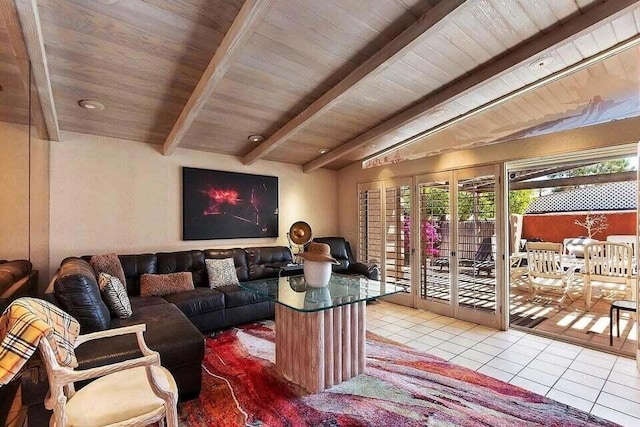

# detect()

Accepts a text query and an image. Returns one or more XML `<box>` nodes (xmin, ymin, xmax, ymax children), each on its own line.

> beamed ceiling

<box><xmin>1</xmin><ymin>0</ymin><xmax>640</xmax><ymax>171</ymax></box>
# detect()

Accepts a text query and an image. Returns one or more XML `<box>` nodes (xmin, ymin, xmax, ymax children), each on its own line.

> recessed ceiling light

<box><xmin>96</xmin><ymin>0</ymin><xmax>119</xmax><ymax>5</ymax></box>
<box><xmin>78</xmin><ymin>99</ymin><xmax>105</xmax><ymax>111</ymax></box>
<box><xmin>364</xmin><ymin>143</ymin><xmax>377</xmax><ymax>150</ymax></box>
<box><xmin>528</xmin><ymin>56</ymin><xmax>554</xmax><ymax>70</ymax></box>
<box><xmin>319</xmin><ymin>148</ymin><xmax>329</xmax><ymax>154</ymax></box>
<box><xmin>248</xmin><ymin>135</ymin><xmax>264</xmax><ymax>143</ymax></box>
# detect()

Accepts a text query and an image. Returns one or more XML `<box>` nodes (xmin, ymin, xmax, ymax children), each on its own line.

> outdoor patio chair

<box><xmin>526</xmin><ymin>242</ymin><xmax>581</xmax><ymax>306</ymax></box>
<box><xmin>434</xmin><ymin>237</ymin><xmax>495</xmax><ymax>276</ymax></box>
<box><xmin>584</xmin><ymin>242</ymin><xmax>634</xmax><ymax>310</ymax></box>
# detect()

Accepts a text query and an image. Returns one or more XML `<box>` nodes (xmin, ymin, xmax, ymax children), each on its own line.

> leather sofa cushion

<box><xmin>156</xmin><ymin>251</ymin><xmax>207</xmax><ymax>286</ymax></box>
<box><xmin>55</xmin><ymin>258</ymin><xmax>111</xmax><ymax>333</ymax></box>
<box><xmin>246</xmin><ymin>247</ymin><xmax>292</xmax><ymax>280</ymax></box>
<box><xmin>203</xmin><ymin>248</ymin><xmax>249</xmax><ymax>282</ymax></box>
<box><xmin>119</xmin><ymin>254</ymin><xmax>157</xmax><ymax>296</ymax></box>
<box><xmin>215</xmin><ymin>284</ymin><xmax>268</xmax><ymax>308</ymax></box>
<box><xmin>76</xmin><ymin>303</ymin><xmax>204</xmax><ymax>371</ymax></box>
<box><xmin>162</xmin><ymin>288</ymin><xmax>225</xmax><ymax>317</ymax></box>
<box><xmin>313</xmin><ymin>237</ymin><xmax>350</xmax><ymax>272</ymax></box>
<box><xmin>129</xmin><ymin>296</ymin><xmax>167</xmax><ymax>309</ymax></box>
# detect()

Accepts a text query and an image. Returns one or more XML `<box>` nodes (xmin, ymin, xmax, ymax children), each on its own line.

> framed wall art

<box><xmin>182</xmin><ymin>167</ymin><xmax>279</xmax><ymax>240</ymax></box>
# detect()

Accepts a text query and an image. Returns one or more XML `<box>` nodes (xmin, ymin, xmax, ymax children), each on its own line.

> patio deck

<box><xmin>510</xmin><ymin>272</ymin><xmax>636</xmax><ymax>357</ymax></box>
<box><xmin>411</xmin><ymin>266</ymin><xmax>636</xmax><ymax>357</ymax></box>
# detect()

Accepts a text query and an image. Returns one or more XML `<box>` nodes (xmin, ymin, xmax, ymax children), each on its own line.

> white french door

<box><xmin>359</xmin><ymin>166</ymin><xmax>504</xmax><ymax>328</ymax></box>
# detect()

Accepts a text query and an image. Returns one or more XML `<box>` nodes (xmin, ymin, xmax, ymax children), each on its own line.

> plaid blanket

<box><xmin>0</xmin><ymin>297</ymin><xmax>80</xmax><ymax>385</ymax></box>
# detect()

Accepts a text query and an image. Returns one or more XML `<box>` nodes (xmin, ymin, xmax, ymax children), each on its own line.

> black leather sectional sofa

<box><xmin>25</xmin><ymin>240</ymin><xmax>377</xmax><ymax>425</ymax></box>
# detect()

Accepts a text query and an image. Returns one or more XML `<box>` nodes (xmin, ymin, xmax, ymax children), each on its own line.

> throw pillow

<box><xmin>140</xmin><ymin>272</ymin><xmax>194</xmax><ymax>297</ymax></box>
<box><xmin>205</xmin><ymin>258</ymin><xmax>239</xmax><ymax>288</ymax></box>
<box><xmin>89</xmin><ymin>253</ymin><xmax>127</xmax><ymax>288</ymax></box>
<box><xmin>98</xmin><ymin>272</ymin><xmax>132</xmax><ymax>319</ymax></box>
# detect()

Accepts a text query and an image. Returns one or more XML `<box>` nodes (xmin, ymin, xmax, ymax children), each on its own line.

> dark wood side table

<box><xmin>610</xmin><ymin>300</ymin><xmax>637</xmax><ymax>346</ymax></box>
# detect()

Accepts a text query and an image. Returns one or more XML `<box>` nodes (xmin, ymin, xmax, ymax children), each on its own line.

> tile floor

<box><xmin>367</xmin><ymin>300</ymin><xmax>640</xmax><ymax>427</ymax></box>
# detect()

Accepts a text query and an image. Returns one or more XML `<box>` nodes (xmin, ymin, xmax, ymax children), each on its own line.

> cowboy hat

<box><xmin>299</xmin><ymin>242</ymin><xmax>340</xmax><ymax>265</ymax></box>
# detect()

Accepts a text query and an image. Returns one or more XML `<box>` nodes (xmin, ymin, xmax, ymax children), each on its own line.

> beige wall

<box><xmin>49</xmin><ymin>131</ymin><xmax>339</xmax><ymax>278</ymax></box>
<box><xmin>0</xmin><ymin>122</ymin><xmax>50</xmax><ymax>291</ymax></box>
<box><xmin>0</xmin><ymin>123</ymin><xmax>29</xmax><ymax>260</ymax></box>
<box><xmin>337</xmin><ymin>117</ymin><xmax>640</xmax><ymax>258</ymax></box>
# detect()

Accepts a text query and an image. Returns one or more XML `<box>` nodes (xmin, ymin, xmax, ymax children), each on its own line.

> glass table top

<box><xmin>239</xmin><ymin>274</ymin><xmax>406</xmax><ymax>312</ymax></box>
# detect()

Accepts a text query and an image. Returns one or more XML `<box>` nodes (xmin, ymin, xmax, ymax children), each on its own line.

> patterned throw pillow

<box><xmin>139</xmin><ymin>272</ymin><xmax>194</xmax><ymax>297</ymax></box>
<box><xmin>205</xmin><ymin>258</ymin><xmax>239</xmax><ymax>288</ymax></box>
<box><xmin>98</xmin><ymin>273</ymin><xmax>132</xmax><ymax>319</ymax></box>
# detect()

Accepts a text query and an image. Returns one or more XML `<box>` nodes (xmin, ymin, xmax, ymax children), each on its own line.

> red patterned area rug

<box><xmin>178</xmin><ymin>322</ymin><xmax>617</xmax><ymax>426</ymax></box>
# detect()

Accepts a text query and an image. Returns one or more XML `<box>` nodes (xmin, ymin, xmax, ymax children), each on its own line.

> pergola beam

<box><xmin>510</xmin><ymin>171</ymin><xmax>637</xmax><ymax>191</ymax></box>
<box><xmin>0</xmin><ymin>0</ymin><xmax>59</xmax><ymax>140</ymax></box>
<box><xmin>162</xmin><ymin>0</ymin><xmax>273</xmax><ymax>156</ymax></box>
<box><xmin>242</xmin><ymin>0</ymin><xmax>467</xmax><ymax>166</ymax></box>
<box><xmin>303</xmin><ymin>0</ymin><xmax>640</xmax><ymax>172</ymax></box>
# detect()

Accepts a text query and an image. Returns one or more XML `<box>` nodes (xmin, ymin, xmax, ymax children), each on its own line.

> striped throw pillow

<box><xmin>98</xmin><ymin>273</ymin><xmax>132</xmax><ymax>318</ymax></box>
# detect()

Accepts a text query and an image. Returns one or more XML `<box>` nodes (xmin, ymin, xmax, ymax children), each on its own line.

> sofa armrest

<box><xmin>348</xmin><ymin>262</ymin><xmax>380</xmax><ymax>280</ymax></box>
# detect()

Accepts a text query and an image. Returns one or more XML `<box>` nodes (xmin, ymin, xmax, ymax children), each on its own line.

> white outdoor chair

<box><xmin>584</xmin><ymin>242</ymin><xmax>634</xmax><ymax>310</ymax></box>
<box><xmin>526</xmin><ymin>242</ymin><xmax>581</xmax><ymax>306</ymax></box>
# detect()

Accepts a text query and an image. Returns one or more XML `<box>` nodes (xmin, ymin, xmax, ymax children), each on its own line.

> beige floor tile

<box><xmin>437</xmin><ymin>341</ymin><xmax>468</xmax><ymax>355</ymax></box>
<box><xmin>602</xmin><ymin>381</ymin><xmax>640</xmax><ymax>404</ymax></box>
<box><xmin>459</xmin><ymin>348</ymin><xmax>494</xmax><ymax>364</ymax></box>
<box><xmin>518</xmin><ymin>366</ymin><xmax>560</xmax><ymax>388</ymax></box>
<box><xmin>553</xmin><ymin>378</ymin><xmax>601</xmax><ymax>402</ymax></box>
<box><xmin>597</xmin><ymin>392</ymin><xmax>640</xmax><ymax>418</ymax></box>
<box><xmin>471</xmin><ymin>342</ymin><xmax>504</xmax><ymax>356</ymax></box>
<box><xmin>535</xmin><ymin>351</ymin><xmax>574</xmax><ymax>368</ymax></box>
<box><xmin>429</xmin><ymin>329</ymin><xmax>456</xmax><ymax>341</ymax></box>
<box><xmin>591</xmin><ymin>404</ymin><xmax>640</xmax><ymax>427</ymax></box>
<box><xmin>395</xmin><ymin>328</ymin><xmax>425</xmax><ymax>340</ymax></box>
<box><xmin>387</xmin><ymin>333</ymin><xmax>412</xmax><ymax>344</ymax></box>
<box><xmin>486</xmin><ymin>358</ymin><xmax>525</xmax><ymax>375</ymax></box>
<box><xmin>569</xmin><ymin>360</ymin><xmax>612</xmax><ymax>379</ymax></box>
<box><xmin>477</xmin><ymin>365</ymin><xmax>514</xmax><ymax>382</ymax></box>
<box><xmin>414</xmin><ymin>335</ymin><xmax>445</xmax><ymax>347</ymax></box>
<box><xmin>510</xmin><ymin>376</ymin><xmax>550</xmax><ymax>396</ymax></box>
<box><xmin>546</xmin><ymin>389</ymin><xmax>594</xmax><ymax>412</ymax></box>
<box><xmin>526</xmin><ymin>359</ymin><xmax>567</xmax><ymax>377</ymax></box>
<box><xmin>427</xmin><ymin>347</ymin><xmax>456</xmax><ymax>361</ymax></box>
<box><xmin>561</xmin><ymin>368</ymin><xmax>606</xmax><ymax>390</ymax></box>
<box><xmin>450</xmin><ymin>355</ymin><xmax>483</xmax><ymax>370</ymax></box>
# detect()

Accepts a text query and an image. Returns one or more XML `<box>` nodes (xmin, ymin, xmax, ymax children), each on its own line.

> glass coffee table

<box><xmin>240</xmin><ymin>274</ymin><xmax>404</xmax><ymax>393</ymax></box>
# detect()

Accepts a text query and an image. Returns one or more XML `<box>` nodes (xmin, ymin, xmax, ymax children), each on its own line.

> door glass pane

<box><xmin>419</xmin><ymin>181</ymin><xmax>451</xmax><ymax>302</ymax></box>
<box><xmin>358</xmin><ymin>189</ymin><xmax>382</xmax><ymax>264</ymax></box>
<box><xmin>385</xmin><ymin>185</ymin><xmax>411</xmax><ymax>291</ymax></box>
<box><xmin>457</xmin><ymin>175</ymin><xmax>497</xmax><ymax>312</ymax></box>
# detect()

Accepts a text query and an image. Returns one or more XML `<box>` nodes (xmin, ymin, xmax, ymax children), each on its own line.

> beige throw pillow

<box><xmin>140</xmin><ymin>272</ymin><xmax>194</xmax><ymax>297</ymax></box>
<box><xmin>205</xmin><ymin>258</ymin><xmax>239</xmax><ymax>288</ymax></box>
<box><xmin>90</xmin><ymin>253</ymin><xmax>127</xmax><ymax>287</ymax></box>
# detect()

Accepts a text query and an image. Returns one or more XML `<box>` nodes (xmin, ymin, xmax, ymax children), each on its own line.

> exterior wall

<box><xmin>49</xmin><ymin>131</ymin><xmax>339</xmax><ymax>279</ymax></box>
<box><xmin>522</xmin><ymin>211</ymin><xmax>636</xmax><ymax>243</ymax></box>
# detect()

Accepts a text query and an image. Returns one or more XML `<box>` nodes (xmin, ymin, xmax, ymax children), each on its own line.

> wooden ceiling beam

<box><xmin>162</xmin><ymin>0</ymin><xmax>273</xmax><ymax>156</ymax></box>
<box><xmin>0</xmin><ymin>0</ymin><xmax>58</xmax><ymax>140</ymax></box>
<box><xmin>242</xmin><ymin>0</ymin><xmax>466</xmax><ymax>166</ymax></box>
<box><xmin>303</xmin><ymin>0</ymin><xmax>640</xmax><ymax>173</ymax></box>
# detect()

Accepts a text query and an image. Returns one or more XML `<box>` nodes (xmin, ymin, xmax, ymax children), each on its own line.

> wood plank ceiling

<box><xmin>1</xmin><ymin>0</ymin><xmax>640</xmax><ymax>171</ymax></box>
<box><xmin>0</xmin><ymin>15</ymin><xmax>28</xmax><ymax>124</ymax></box>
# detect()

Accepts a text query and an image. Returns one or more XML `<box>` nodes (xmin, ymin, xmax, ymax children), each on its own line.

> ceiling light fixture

<box><xmin>248</xmin><ymin>135</ymin><xmax>264</xmax><ymax>143</ymax></box>
<box><xmin>528</xmin><ymin>56</ymin><xmax>554</xmax><ymax>70</ymax></box>
<box><xmin>364</xmin><ymin>144</ymin><xmax>377</xmax><ymax>150</ymax></box>
<box><xmin>319</xmin><ymin>148</ymin><xmax>330</xmax><ymax>154</ymax></box>
<box><xmin>78</xmin><ymin>99</ymin><xmax>105</xmax><ymax>111</ymax></box>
